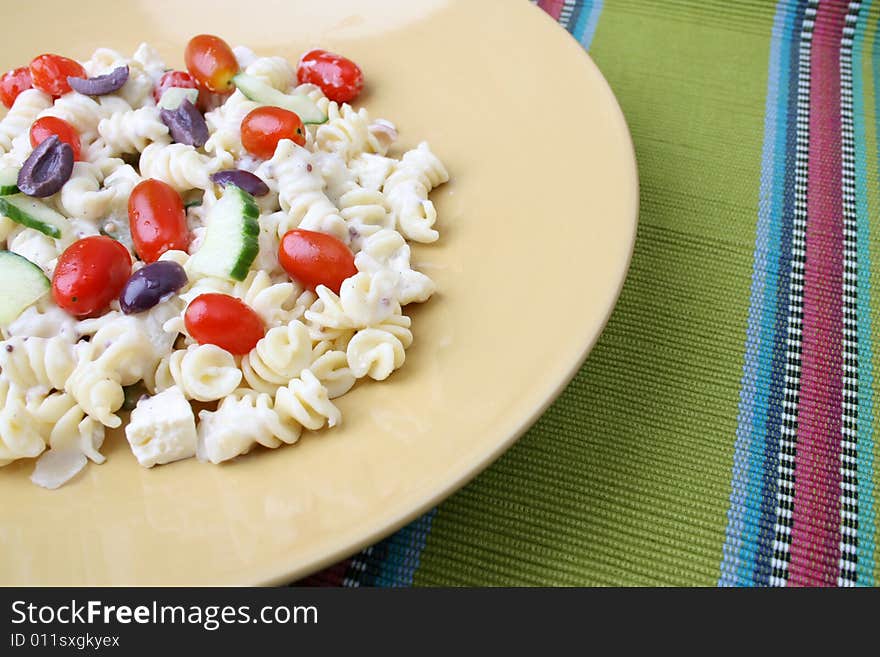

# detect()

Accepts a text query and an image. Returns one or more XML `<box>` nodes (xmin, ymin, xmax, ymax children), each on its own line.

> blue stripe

<box><xmin>344</xmin><ymin>509</ymin><xmax>438</xmax><ymax>587</ymax></box>
<box><xmin>854</xmin><ymin>2</ymin><xmax>878</xmax><ymax>586</ymax></box>
<box><xmin>567</xmin><ymin>1</ymin><xmax>604</xmax><ymax>51</ymax></box>
<box><xmin>721</xmin><ymin>0</ymin><xmax>802</xmax><ymax>586</ymax></box>
<box><xmin>373</xmin><ymin>510</ymin><xmax>437</xmax><ymax>586</ymax></box>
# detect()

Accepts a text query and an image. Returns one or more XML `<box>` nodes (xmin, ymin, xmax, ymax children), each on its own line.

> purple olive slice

<box><xmin>17</xmin><ymin>135</ymin><xmax>74</xmax><ymax>198</ymax></box>
<box><xmin>67</xmin><ymin>65</ymin><xmax>129</xmax><ymax>96</ymax></box>
<box><xmin>159</xmin><ymin>99</ymin><xmax>209</xmax><ymax>148</ymax></box>
<box><xmin>210</xmin><ymin>169</ymin><xmax>270</xmax><ymax>197</ymax></box>
<box><xmin>119</xmin><ymin>260</ymin><xmax>188</xmax><ymax>315</ymax></box>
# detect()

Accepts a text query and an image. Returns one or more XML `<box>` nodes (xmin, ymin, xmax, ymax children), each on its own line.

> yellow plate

<box><xmin>0</xmin><ymin>0</ymin><xmax>637</xmax><ymax>585</ymax></box>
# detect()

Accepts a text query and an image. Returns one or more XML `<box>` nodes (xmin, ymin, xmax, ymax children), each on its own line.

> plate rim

<box><xmin>255</xmin><ymin>15</ymin><xmax>640</xmax><ymax>585</ymax></box>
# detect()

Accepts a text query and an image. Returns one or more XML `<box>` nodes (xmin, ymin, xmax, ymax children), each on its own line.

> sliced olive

<box><xmin>17</xmin><ymin>135</ymin><xmax>74</xmax><ymax>198</ymax></box>
<box><xmin>67</xmin><ymin>65</ymin><xmax>129</xmax><ymax>96</ymax></box>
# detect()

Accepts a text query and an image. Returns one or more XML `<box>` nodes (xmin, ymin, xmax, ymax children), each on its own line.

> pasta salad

<box><xmin>0</xmin><ymin>36</ymin><xmax>448</xmax><ymax>488</ymax></box>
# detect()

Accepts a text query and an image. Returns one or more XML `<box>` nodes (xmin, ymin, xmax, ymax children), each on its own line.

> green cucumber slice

<box><xmin>0</xmin><ymin>166</ymin><xmax>20</xmax><ymax>195</ymax></box>
<box><xmin>158</xmin><ymin>87</ymin><xmax>199</xmax><ymax>111</ymax></box>
<box><xmin>232</xmin><ymin>73</ymin><xmax>328</xmax><ymax>124</ymax></box>
<box><xmin>0</xmin><ymin>195</ymin><xmax>67</xmax><ymax>239</ymax></box>
<box><xmin>188</xmin><ymin>185</ymin><xmax>259</xmax><ymax>282</ymax></box>
<box><xmin>0</xmin><ymin>250</ymin><xmax>50</xmax><ymax>324</ymax></box>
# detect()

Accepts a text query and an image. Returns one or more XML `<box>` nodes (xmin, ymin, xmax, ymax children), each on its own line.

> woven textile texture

<box><xmin>301</xmin><ymin>0</ymin><xmax>880</xmax><ymax>587</ymax></box>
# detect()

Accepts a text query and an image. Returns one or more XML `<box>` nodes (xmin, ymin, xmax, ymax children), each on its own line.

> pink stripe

<box><xmin>789</xmin><ymin>0</ymin><xmax>848</xmax><ymax>587</ymax></box>
<box><xmin>538</xmin><ymin>0</ymin><xmax>565</xmax><ymax>21</ymax></box>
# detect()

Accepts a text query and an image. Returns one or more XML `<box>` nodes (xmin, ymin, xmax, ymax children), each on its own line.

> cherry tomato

<box><xmin>184</xmin><ymin>294</ymin><xmax>264</xmax><ymax>354</ymax></box>
<box><xmin>52</xmin><ymin>236</ymin><xmax>132</xmax><ymax>318</ymax></box>
<box><xmin>297</xmin><ymin>49</ymin><xmax>363</xmax><ymax>103</ymax></box>
<box><xmin>29</xmin><ymin>54</ymin><xmax>86</xmax><ymax>97</ymax></box>
<box><xmin>0</xmin><ymin>66</ymin><xmax>32</xmax><ymax>108</ymax></box>
<box><xmin>184</xmin><ymin>34</ymin><xmax>238</xmax><ymax>93</ymax></box>
<box><xmin>153</xmin><ymin>69</ymin><xmax>197</xmax><ymax>103</ymax></box>
<box><xmin>240</xmin><ymin>106</ymin><xmax>305</xmax><ymax>158</ymax></box>
<box><xmin>29</xmin><ymin>116</ymin><xmax>81</xmax><ymax>161</ymax></box>
<box><xmin>278</xmin><ymin>229</ymin><xmax>357</xmax><ymax>294</ymax></box>
<box><xmin>128</xmin><ymin>179</ymin><xmax>190</xmax><ymax>262</ymax></box>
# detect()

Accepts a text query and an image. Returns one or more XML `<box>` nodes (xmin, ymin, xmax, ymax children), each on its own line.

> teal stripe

<box><xmin>373</xmin><ymin>510</ymin><xmax>437</xmax><ymax>586</ymax></box>
<box><xmin>854</xmin><ymin>2</ymin><xmax>878</xmax><ymax>586</ymax></box>
<box><xmin>720</xmin><ymin>0</ymin><xmax>798</xmax><ymax>586</ymax></box>
<box><xmin>570</xmin><ymin>0</ymin><xmax>605</xmax><ymax>50</ymax></box>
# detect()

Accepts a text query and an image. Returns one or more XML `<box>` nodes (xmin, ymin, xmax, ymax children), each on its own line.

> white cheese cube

<box><xmin>125</xmin><ymin>386</ymin><xmax>197</xmax><ymax>468</ymax></box>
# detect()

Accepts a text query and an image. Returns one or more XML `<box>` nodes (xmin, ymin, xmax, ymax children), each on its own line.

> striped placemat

<box><xmin>301</xmin><ymin>0</ymin><xmax>880</xmax><ymax>587</ymax></box>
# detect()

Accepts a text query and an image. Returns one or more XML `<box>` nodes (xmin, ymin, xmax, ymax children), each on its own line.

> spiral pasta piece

<box><xmin>196</xmin><ymin>388</ymin><xmax>300</xmax><ymax>463</ymax></box>
<box><xmin>241</xmin><ymin>320</ymin><xmax>313</xmax><ymax>394</ymax></box>
<box><xmin>150</xmin><ymin>344</ymin><xmax>242</xmax><ymax>401</ymax></box>
<box><xmin>258</xmin><ymin>139</ymin><xmax>348</xmax><ymax>242</ymax></box>
<box><xmin>39</xmin><ymin>92</ymin><xmax>109</xmax><ymax>136</ymax></box>
<box><xmin>0</xmin><ymin>379</ymin><xmax>46</xmax><ymax>465</ymax></box>
<box><xmin>139</xmin><ymin>142</ymin><xmax>219</xmax><ymax>192</ymax></box>
<box><xmin>354</xmin><ymin>228</ymin><xmax>436</xmax><ymax>305</ymax></box>
<box><xmin>0</xmin><ymin>89</ymin><xmax>53</xmax><ymax>154</ymax></box>
<box><xmin>0</xmin><ymin>336</ymin><xmax>77</xmax><ymax>391</ymax></box>
<box><xmin>273</xmin><ymin>369</ymin><xmax>341</xmax><ymax>431</ymax></box>
<box><xmin>338</xmin><ymin>186</ymin><xmax>393</xmax><ymax>246</ymax></box>
<box><xmin>245</xmin><ymin>56</ymin><xmax>295</xmax><ymax>91</ymax></box>
<box><xmin>57</xmin><ymin>162</ymin><xmax>116</xmax><ymax>221</ymax></box>
<box><xmin>97</xmin><ymin>106</ymin><xmax>170</xmax><ymax>155</ymax></box>
<box><xmin>310</xmin><ymin>341</ymin><xmax>356</xmax><ymax>399</ymax></box>
<box><xmin>64</xmin><ymin>361</ymin><xmax>125</xmax><ymax>429</ymax></box>
<box><xmin>383</xmin><ymin>142</ymin><xmax>449</xmax><ymax>243</ymax></box>
<box><xmin>346</xmin><ymin>314</ymin><xmax>412</xmax><ymax>381</ymax></box>
<box><xmin>316</xmin><ymin>102</ymin><xmax>392</xmax><ymax>162</ymax></box>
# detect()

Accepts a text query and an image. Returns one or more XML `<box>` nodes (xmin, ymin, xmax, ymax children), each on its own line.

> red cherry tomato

<box><xmin>296</xmin><ymin>49</ymin><xmax>363</xmax><ymax>103</ymax></box>
<box><xmin>52</xmin><ymin>236</ymin><xmax>132</xmax><ymax>318</ymax></box>
<box><xmin>240</xmin><ymin>106</ymin><xmax>305</xmax><ymax>158</ymax></box>
<box><xmin>128</xmin><ymin>179</ymin><xmax>190</xmax><ymax>262</ymax></box>
<box><xmin>29</xmin><ymin>54</ymin><xmax>86</xmax><ymax>97</ymax></box>
<box><xmin>184</xmin><ymin>34</ymin><xmax>238</xmax><ymax>93</ymax></box>
<box><xmin>278</xmin><ymin>229</ymin><xmax>357</xmax><ymax>294</ymax></box>
<box><xmin>153</xmin><ymin>70</ymin><xmax>197</xmax><ymax>103</ymax></box>
<box><xmin>29</xmin><ymin>116</ymin><xmax>81</xmax><ymax>161</ymax></box>
<box><xmin>184</xmin><ymin>294</ymin><xmax>264</xmax><ymax>354</ymax></box>
<box><xmin>0</xmin><ymin>66</ymin><xmax>32</xmax><ymax>108</ymax></box>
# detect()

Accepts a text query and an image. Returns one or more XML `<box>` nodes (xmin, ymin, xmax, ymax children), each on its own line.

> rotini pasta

<box><xmin>97</xmin><ymin>106</ymin><xmax>170</xmax><ymax>155</ymax></box>
<box><xmin>257</xmin><ymin>139</ymin><xmax>349</xmax><ymax>242</ymax></box>
<box><xmin>139</xmin><ymin>142</ymin><xmax>219</xmax><ymax>192</ymax></box>
<box><xmin>0</xmin><ymin>39</ymin><xmax>448</xmax><ymax>486</ymax></box>
<box><xmin>149</xmin><ymin>344</ymin><xmax>241</xmax><ymax>401</ymax></box>
<box><xmin>0</xmin><ymin>89</ymin><xmax>53</xmax><ymax>154</ymax></box>
<box><xmin>383</xmin><ymin>142</ymin><xmax>449</xmax><ymax>243</ymax></box>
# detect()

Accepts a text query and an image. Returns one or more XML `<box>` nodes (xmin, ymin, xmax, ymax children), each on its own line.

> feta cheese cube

<box><xmin>125</xmin><ymin>386</ymin><xmax>197</xmax><ymax>468</ymax></box>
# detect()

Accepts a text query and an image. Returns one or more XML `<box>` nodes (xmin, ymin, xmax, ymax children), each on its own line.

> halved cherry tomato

<box><xmin>29</xmin><ymin>54</ymin><xmax>86</xmax><ymax>97</ymax></box>
<box><xmin>153</xmin><ymin>69</ymin><xmax>197</xmax><ymax>103</ymax></box>
<box><xmin>279</xmin><ymin>229</ymin><xmax>357</xmax><ymax>294</ymax></box>
<box><xmin>0</xmin><ymin>66</ymin><xmax>32</xmax><ymax>108</ymax></box>
<box><xmin>30</xmin><ymin>116</ymin><xmax>81</xmax><ymax>161</ymax></box>
<box><xmin>184</xmin><ymin>294</ymin><xmax>264</xmax><ymax>354</ymax></box>
<box><xmin>128</xmin><ymin>179</ymin><xmax>190</xmax><ymax>262</ymax></box>
<box><xmin>52</xmin><ymin>236</ymin><xmax>132</xmax><ymax>318</ymax></box>
<box><xmin>296</xmin><ymin>49</ymin><xmax>363</xmax><ymax>103</ymax></box>
<box><xmin>184</xmin><ymin>35</ymin><xmax>238</xmax><ymax>93</ymax></box>
<box><xmin>240</xmin><ymin>106</ymin><xmax>305</xmax><ymax>158</ymax></box>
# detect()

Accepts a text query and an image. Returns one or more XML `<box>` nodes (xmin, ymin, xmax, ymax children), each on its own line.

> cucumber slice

<box><xmin>0</xmin><ymin>166</ymin><xmax>20</xmax><ymax>195</ymax></box>
<box><xmin>188</xmin><ymin>185</ymin><xmax>259</xmax><ymax>282</ymax></box>
<box><xmin>0</xmin><ymin>194</ymin><xmax>67</xmax><ymax>239</ymax></box>
<box><xmin>158</xmin><ymin>87</ymin><xmax>199</xmax><ymax>111</ymax></box>
<box><xmin>0</xmin><ymin>251</ymin><xmax>50</xmax><ymax>324</ymax></box>
<box><xmin>232</xmin><ymin>73</ymin><xmax>327</xmax><ymax>124</ymax></box>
